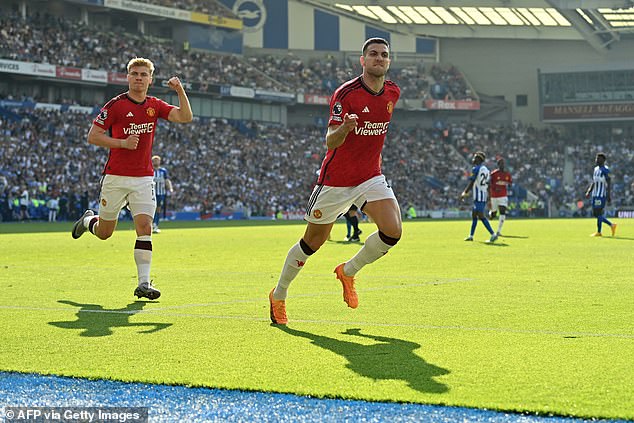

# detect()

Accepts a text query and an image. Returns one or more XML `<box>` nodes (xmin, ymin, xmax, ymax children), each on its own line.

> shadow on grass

<box><xmin>276</xmin><ymin>326</ymin><xmax>449</xmax><ymax>394</ymax></box>
<box><xmin>604</xmin><ymin>236</ymin><xmax>634</xmax><ymax>241</ymax></box>
<box><xmin>49</xmin><ymin>300</ymin><xmax>172</xmax><ymax>337</ymax></box>
<box><xmin>498</xmin><ymin>234</ymin><xmax>529</xmax><ymax>239</ymax></box>
<box><xmin>480</xmin><ymin>241</ymin><xmax>509</xmax><ymax>247</ymax></box>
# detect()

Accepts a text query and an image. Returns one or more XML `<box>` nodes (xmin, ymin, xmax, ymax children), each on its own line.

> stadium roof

<box><xmin>302</xmin><ymin>0</ymin><xmax>634</xmax><ymax>51</ymax></box>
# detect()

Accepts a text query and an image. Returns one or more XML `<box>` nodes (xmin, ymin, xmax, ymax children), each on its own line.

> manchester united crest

<box><xmin>313</xmin><ymin>209</ymin><xmax>322</xmax><ymax>219</ymax></box>
<box><xmin>387</xmin><ymin>101</ymin><xmax>394</xmax><ymax>114</ymax></box>
<box><xmin>146</xmin><ymin>107</ymin><xmax>156</xmax><ymax>117</ymax></box>
<box><xmin>101</xmin><ymin>198</ymin><xmax>107</xmax><ymax>207</ymax></box>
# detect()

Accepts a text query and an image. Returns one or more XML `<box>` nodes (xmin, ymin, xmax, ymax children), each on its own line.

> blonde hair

<box><xmin>127</xmin><ymin>57</ymin><xmax>155</xmax><ymax>76</ymax></box>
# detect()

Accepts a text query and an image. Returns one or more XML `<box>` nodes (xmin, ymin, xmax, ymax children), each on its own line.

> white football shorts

<box><xmin>304</xmin><ymin>175</ymin><xmax>396</xmax><ymax>224</ymax></box>
<box><xmin>98</xmin><ymin>175</ymin><xmax>156</xmax><ymax>221</ymax></box>
<box><xmin>490</xmin><ymin>196</ymin><xmax>508</xmax><ymax>210</ymax></box>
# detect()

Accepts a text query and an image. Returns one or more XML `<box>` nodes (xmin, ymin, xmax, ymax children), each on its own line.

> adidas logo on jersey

<box><xmin>126</xmin><ymin>112</ymin><xmax>134</xmax><ymax>117</ymax></box>
<box><xmin>362</xmin><ymin>106</ymin><xmax>370</xmax><ymax>113</ymax></box>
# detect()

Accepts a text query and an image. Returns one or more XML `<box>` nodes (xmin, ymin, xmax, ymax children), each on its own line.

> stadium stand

<box><xmin>0</xmin><ymin>12</ymin><xmax>288</xmax><ymax>91</ymax></box>
<box><xmin>2</xmin><ymin>105</ymin><xmax>633</xmax><ymax>222</ymax></box>
<box><xmin>0</xmin><ymin>12</ymin><xmax>471</xmax><ymax>99</ymax></box>
<box><xmin>1</xmin><ymin>3</ymin><xmax>631</xmax><ymax>223</ymax></box>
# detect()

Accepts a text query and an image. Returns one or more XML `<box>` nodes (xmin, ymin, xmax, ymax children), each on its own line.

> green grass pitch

<box><xmin>0</xmin><ymin>218</ymin><xmax>632</xmax><ymax>419</ymax></box>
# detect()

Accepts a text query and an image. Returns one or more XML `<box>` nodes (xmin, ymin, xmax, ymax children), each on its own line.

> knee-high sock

<box><xmin>344</xmin><ymin>231</ymin><xmax>396</xmax><ymax>276</ymax></box>
<box><xmin>134</xmin><ymin>235</ymin><xmax>152</xmax><ymax>285</ymax></box>
<box><xmin>273</xmin><ymin>239</ymin><xmax>314</xmax><ymax>300</ymax></box>
<box><xmin>601</xmin><ymin>215</ymin><xmax>612</xmax><ymax>228</ymax></box>
<box><xmin>86</xmin><ymin>216</ymin><xmax>99</xmax><ymax>236</ymax></box>
<box><xmin>497</xmin><ymin>214</ymin><xmax>506</xmax><ymax>234</ymax></box>
<box><xmin>597</xmin><ymin>216</ymin><xmax>602</xmax><ymax>232</ymax></box>
<box><xmin>470</xmin><ymin>218</ymin><xmax>478</xmax><ymax>236</ymax></box>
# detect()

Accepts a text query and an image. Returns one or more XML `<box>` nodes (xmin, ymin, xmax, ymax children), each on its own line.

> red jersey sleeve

<box><xmin>93</xmin><ymin>101</ymin><xmax>119</xmax><ymax>130</ymax></box>
<box><xmin>327</xmin><ymin>77</ymin><xmax>360</xmax><ymax>127</ymax></box>
<box><xmin>155</xmin><ymin>97</ymin><xmax>175</xmax><ymax>120</ymax></box>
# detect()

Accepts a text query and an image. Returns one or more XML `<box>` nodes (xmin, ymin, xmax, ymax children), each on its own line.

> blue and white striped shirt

<box><xmin>153</xmin><ymin>167</ymin><xmax>169</xmax><ymax>197</ymax></box>
<box><xmin>470</xmin><ymin>164</ymin><xmax>490</xmax><ymax>202</ymax></box>
<box><xmin>592</xmin><ymin>165</ymin><xmax>610</xmax><ymax>198</ymax></box>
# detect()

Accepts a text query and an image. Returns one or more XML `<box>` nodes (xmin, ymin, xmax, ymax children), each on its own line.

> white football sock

<box><xmin>344</xmin><ymin>231</ymin><xmax>393</xmax><ymax>276</ymax></box>
<box><xmin>273</xmin><ymin>242</ymin><xmax>311</xmax><ymax>300</ymax></box>
<box><xmin>84</xmin><ymin>214</ymin><xmax>99</xmax><ymax>235</ymax></box>
<box><xmin>134</xmin><ymin>235</ymin><xmax>152</xmax><ymax>285</ymax></box>
<box><xmin>497</xmin><ymin>214</ymin><xmax>506</xmax><ymax>234</ymax></box>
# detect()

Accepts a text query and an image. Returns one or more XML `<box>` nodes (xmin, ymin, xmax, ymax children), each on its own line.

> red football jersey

<box><xmin>318</xmin><ymin>76</ymin><xmax>400</xmax><ymax>187</ymax></box>
<box><xmin>490</xmin><ymin>169</ymin><xmax>512</xmax><ymax>198</ymax></box>
<box><xmin>93</xmin><ymin>93</ymin><xmax>174</xmax><ymax>177</ymax></box>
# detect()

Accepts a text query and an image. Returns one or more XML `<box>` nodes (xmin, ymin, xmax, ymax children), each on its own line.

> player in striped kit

<box><xmin>152</xmin><ymin>155</ymin><xmax>173</xmax><ymax>234</ymax></box>
<box><xmin>585</xmin><ymin>153</ymin><xmax>616</xmax><ymax>237</ymax></box>
<box><xmin>269</xmin><ymin>38</ymin><xmax>401</xmax><ymax>324</ymax></box>
<box><xmin>461</xmin><ymin>152</ymin><xmax>497</xmax><ymax>243</ymax></box>
<box><xmin>71</xmin><ymin>57</ymin><xmax>192</xmax><ymax>300</ymax></box>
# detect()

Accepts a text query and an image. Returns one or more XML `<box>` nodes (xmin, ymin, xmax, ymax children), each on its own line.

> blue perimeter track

<box><xmin>0</xmin><ymin>372</ymin><xmax>627</xmax><ymax>422</ymax></box>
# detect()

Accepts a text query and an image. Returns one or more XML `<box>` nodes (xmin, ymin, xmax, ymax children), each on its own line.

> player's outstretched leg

<box><xmin>336</xmin><ymin>231</ymin><xmax>399</xmax><ymax>308</ymax></box>
<box><xmin>481</xmin><ymin>218</ymin><xmax>497</xmax><ymax>243</ymax></box>
<box><xmin>269</xmin><ymin>239</ymin><xmax>315</xmax><ymax>324</ymax></box>
<box><xmin>601</xmin><ymin>216</ymin><xmax>614</xmax><ymax>236</ymax></box>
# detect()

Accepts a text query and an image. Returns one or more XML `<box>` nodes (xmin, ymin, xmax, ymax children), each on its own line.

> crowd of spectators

<box><xmin>245</xmin><ymin>53</ymin><xmax>472</xmax><ymax>99</ymax></box>
<box><xmin>0</xmin><ymin>12</ymin><xmax>286</xmax><ymax>91</ymax></box>
<box><xmin>3</xmin><ymin>107</ymin><xmax>634</xmax><ymax>223</ymax></box>
<box><xmin>0</xmin><ymin>12</ymin><xmax>472</xmax><ymax>99</ymax></box>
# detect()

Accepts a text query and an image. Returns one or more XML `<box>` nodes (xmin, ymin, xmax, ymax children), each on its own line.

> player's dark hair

<box><xmin>362</xmin><ymin>38</ymin><xmax>389</xmax><ymax>55</ymax></box>
<box><xmin>475</xmin><ymin>151</ymin><xmax>486</xmax><ymax>162</ymax></box>
<box><xmin>597</xmin><ymin>153</ymin><xmax>606</xmax><ymax>160</ymax></box>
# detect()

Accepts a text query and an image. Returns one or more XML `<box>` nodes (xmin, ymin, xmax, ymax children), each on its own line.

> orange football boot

<box><xmin>334</xmin><ymin>263</ymin><xmax>358</xmax><ymax>309</ymax></box>
<box><xmin>269</xmin><ymin>289</ymin><xmax>288</xmax><ymax>325</ymax></box>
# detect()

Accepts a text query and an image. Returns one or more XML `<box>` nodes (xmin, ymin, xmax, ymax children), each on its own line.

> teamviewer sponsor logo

<box><xmin>124</xmin><ymin>122</ymin><xmax>155</xmax><ymax>135</ymax></box>
<box><xmin>354</xmin><ymin>121</ymin><xmax>390</xmax><ymax>136</ymax></box>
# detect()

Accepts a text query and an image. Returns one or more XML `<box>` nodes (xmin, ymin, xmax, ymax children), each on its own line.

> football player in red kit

<box><xmin>71</xmin><ymin>57</ymin><xmax>192</xmax><ymax>300</ymax></box>
<box><xmin>488</xmin><ymin>158</ymin><xmax>513</xmax><ymax>236</ymax></box>
<box><xmin>269</xmin><ymin>38</ymin><xmax>401</xmax><ymax>324</ymax></box>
